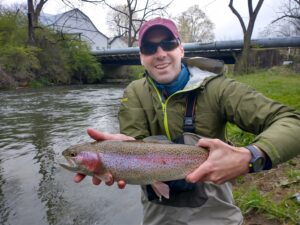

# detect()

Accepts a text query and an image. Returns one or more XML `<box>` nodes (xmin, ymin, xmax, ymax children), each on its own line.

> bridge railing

<box><xmin>92</xmin><ymin>37</ymin><xmax>300</xmax><ymax>65</ymax></box>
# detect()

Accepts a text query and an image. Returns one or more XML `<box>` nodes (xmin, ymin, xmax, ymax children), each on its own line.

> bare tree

<box><xmin>259</xmin><ymin>19</ymin><xmax>300</xmax><ymax>38</ymax></box>
<box><xmin>27</xmin><ymin>0</ymin><xmax>48</xmax><ymax>44</ymax></box>
<box><xmin>229</xmin><ymin>0</ymin><xmax>264</xmax><ymax>74</ymax></box>
<box><xmin>272</xmin><ymin>0</ymin><xmax>300</xmax><ymax>34</ymax></box>
<box><xmin>107</xmin><ymin>5</ymin><xmax>130</xmax><ymax>38</ymax></box>
<box><xmin>175</xmin><ymin>5</ymin><xmax>215</xmax><ymax>43</ymax></box>
<box><xmin>99</xmin><ymin>0</ymin><xmax>173</xmax><ymax>47</ymax></box>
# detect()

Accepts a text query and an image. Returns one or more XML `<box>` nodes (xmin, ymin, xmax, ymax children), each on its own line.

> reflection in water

<box><xmin>0</xmin><ymin>85</ymin><xmax>143</xmax><ymax>225</ymax></box>
<box><xmin>0</xmin><ymin>166</ymin><xmax>10</xmax><ymax>224</ymax></box>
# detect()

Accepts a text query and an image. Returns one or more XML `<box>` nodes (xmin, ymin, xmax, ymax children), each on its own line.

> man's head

<box><xmin>138</xmin><ymin>17</ymin><xmax>184</xmax><ymax>84</ymax></box>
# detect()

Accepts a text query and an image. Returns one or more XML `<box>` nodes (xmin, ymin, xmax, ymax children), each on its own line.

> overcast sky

<box><xmin>3</xmin><ymin>0</ymin><xmax>284</xmax><ymax>40</ymax></box>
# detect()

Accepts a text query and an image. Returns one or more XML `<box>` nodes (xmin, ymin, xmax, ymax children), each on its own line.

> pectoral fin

<box><xmin>151</xmin><ymin>181</ymin><xmax>170</xmax><ymax>200</ymax></box>
<box><xmin>183</xmin><ymin>132</ymin><xmax>203</xmax><ymax>145</ymax></box>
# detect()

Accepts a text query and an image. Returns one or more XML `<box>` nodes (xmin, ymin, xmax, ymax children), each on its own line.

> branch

<box><xmin>80</xmin><ymin>0</ymin><xmax>104</xmax><ymax>3</ymax></box>
<box><xmin>229</xmin><ymin>0</ymin><xmax>246</xmax><ymax>34</ymax></box>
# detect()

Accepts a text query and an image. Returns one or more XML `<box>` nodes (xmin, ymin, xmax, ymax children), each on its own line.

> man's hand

<box><xmin>186</xmin><ymin>138</ymin><xmax>252</xmax><ymax>185</ymax></box>
<box><xmin>74</xmin><ymin>128</ymin><xmax>135</xmax><ymax>189</ymax></box>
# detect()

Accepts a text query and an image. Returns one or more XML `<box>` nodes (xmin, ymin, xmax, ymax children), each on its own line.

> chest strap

<box><xmin>183</xmin><ymin>90</ymin><xmax>197</xmax><ymax>133</ymax></box>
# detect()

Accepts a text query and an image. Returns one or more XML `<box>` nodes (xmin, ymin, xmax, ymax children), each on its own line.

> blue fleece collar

<box><xmin>153</xmin><ymin>64</ymin><xmax>190</xmax><ymax>96</ymax></box>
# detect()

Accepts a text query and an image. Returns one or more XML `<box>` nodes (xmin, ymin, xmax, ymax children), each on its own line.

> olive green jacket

<box><xmin>118</xmin><ymin>57</ymin><xmax>300</xmax><ymax>225</ymax></box>
<box><xmin>119</xmin><ymin>57</ymin><xmax>300</xmax><ymax>167</ymax></box>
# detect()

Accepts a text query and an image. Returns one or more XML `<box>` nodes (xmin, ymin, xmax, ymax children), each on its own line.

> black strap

<box><xmin>183</xmin><ymin>90</ymin><xmax>197</xmax><ymax>133</ymax></box>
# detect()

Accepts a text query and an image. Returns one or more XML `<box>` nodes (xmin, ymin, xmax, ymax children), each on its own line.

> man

<box><xmin>74</xmin><ymin>17</ymin><xmax>300</xmax><ymax>225</ymax></box>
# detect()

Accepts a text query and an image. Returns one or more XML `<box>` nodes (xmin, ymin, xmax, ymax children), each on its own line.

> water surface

<box><xmin>0</xmin><ymin>85</ymin><xmax>143</xmax><ymax>225</ymax></box>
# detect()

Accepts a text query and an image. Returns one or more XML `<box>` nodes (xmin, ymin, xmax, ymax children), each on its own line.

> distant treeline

<box><xmin>0</xmin><ymin>9</ymin><xmax>103</xmax><ymax>89</ymax></box>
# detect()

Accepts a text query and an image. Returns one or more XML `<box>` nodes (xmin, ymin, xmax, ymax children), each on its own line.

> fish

<box><xmin>60</xmin><ymin>132</ymin><xmax>208</xmax><ymax>199</ymax></box>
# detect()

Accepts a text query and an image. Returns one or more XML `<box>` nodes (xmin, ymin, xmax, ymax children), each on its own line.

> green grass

<box><xmin>234</xmin><ymin>187</ymin><xmax>300</xmax><ymax>224</ymax></box>
<box><xmin>229</xmin><ymin>67</ymin><xmax>300</xmax><ymax>110</ymax></box>
<box><xmin>226</xmin><ymin>66</ymin><xmax>300</xmax><ymax>146</ymax></box>
<box><xmin>227</xmin><ymin>66</ymin><xmax>300</xmax><ymax>224</ymax></box>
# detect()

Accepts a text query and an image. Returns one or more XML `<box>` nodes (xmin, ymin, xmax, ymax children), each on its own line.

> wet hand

<box><xmin>186</xmin><ymin>138</ymin><xmax>251</xmax><ymax>185</ymax></box>
<box><xmin>73</xmin><ymin>128</ymin><xmax>134</xmax><ymax>188</ymax></box>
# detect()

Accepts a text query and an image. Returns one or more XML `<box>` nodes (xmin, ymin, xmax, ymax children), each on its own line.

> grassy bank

<box><xmin>226</xmin><ymin>67</ymin><xmax>300</xmax><ymax>225</ymax></box>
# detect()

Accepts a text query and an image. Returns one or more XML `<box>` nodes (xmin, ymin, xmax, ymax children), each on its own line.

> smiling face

<box><xmin>139</xmin><ymin>27</ymin><xmax>184</xmax><ymax>84</ymax></box>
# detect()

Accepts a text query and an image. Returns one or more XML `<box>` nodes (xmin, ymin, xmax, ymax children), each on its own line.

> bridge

<box><xmin>92</xmin><ymin>37</ymin><xmax>300</xmax><ymax>65</ymax></box>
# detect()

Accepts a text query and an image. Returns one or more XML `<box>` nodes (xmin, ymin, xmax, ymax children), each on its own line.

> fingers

<box><xmin>74</xmin><ymin>173</ymin><xmax>86</xmax><ymax>183</ymax></box>
<box><xmin>197</xmin><ymin>138</ymin><xmax>214</xmax><ymax>149</ymax></box>
<box><xmin>91</xmin><ymin>174</ymin><xmax>126</xmax><ymax>189</ymax></box>
<box><xmin>87</xmin><ymin>128</ymin><xmax>135</xmax><ymax>141</ymax></box>
<box><xmin>186</xmin><ymin>161</ymin><xmax>211</xmax><ymax>183</ymax></box>
<box><xmin>117</xmin><ymin>180</ymin><xmax>126</xmax><ymax>189</ymax></box>
<box><xmin>92</xmin><ymin>176</ymin><xmax>102</xmax><ymax>185</ymax></box>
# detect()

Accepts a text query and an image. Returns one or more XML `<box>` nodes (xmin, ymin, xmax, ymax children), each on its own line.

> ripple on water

<box><xmin>0</xmin><ymin>85</ymin><xmax>143</xmax><ymax>225</ymax></box>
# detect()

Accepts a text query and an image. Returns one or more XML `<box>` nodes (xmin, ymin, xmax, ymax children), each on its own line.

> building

<box><xmin>108</xmin><ymin>35</ymin><xmax>128</xmax><ymax>49</ymax></box>
<box><xmin>40</xmin><ymin>8</ymin><xmax>127</xmax><ymax>50</ymax></box>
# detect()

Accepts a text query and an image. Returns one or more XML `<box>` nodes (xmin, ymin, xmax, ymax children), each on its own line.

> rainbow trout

<box><xmin>60</xmin><ymin>133</ymin><xmax>208</xmax><ymax>199</ymax></box>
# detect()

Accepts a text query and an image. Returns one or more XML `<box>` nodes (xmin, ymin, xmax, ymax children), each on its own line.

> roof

<box><xmin>40</xmin><ymin>8</ymin><xmax>109</xmax><ymax>39</ymax></box>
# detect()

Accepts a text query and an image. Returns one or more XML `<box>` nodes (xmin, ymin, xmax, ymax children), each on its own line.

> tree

<box><xmin>84</xmin><ymin>0</ymin><xmax>173</xmax><ymax>47</ymax></box>
<box><xmin>27</xmin><ymin>0</ymin><xmax>48</xmax><ymax>44</ymax></box>
<box><xmin>175</xmin><ymin>5</ymin><xmax>215</xmax><ymax>43</ymax></box>
<box><xmin>229</xmin><ymin>0</ymin><xmax>264</xmax><ymax>74</ymax></box>
<box><xmin>271</xmin><ymin>0</ymin><xmax>300</xmax><ymax>36</ymax></box>
<box><xmin>259</xmin><ymin>19</ymin><xmax>300</xmax><ymax>38</ymax></box>
<box><xmin>106</xmin><ymin>4</ymin><xmax>130</xmax><ymax>38</ymax></box>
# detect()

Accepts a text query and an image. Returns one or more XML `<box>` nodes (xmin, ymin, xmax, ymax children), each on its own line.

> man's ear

<box><xmin>140</xmin><ymin>53</ymin><xmax>145</xmax><ymax>66</ymax></box>
<box><xmin>179</xmin><ymin>44</ymin><xmax>184</xmax><ymax>58</ymax></box>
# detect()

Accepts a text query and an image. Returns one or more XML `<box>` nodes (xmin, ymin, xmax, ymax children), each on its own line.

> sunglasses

<box><xmin>140</xmin><ymin>39</ymin><xmax>180</xmax><ymax>55</ymax></box>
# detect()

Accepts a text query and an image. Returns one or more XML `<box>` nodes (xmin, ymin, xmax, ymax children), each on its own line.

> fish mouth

<box><xmin>59</xmin><ymin>156</ymin><xmax>92</xmax><ymax>176</ymax></box>
<box><xmin>59</xmin><ymin>157</ymin><xmax>79</xmax><ymax>172</ymax></box>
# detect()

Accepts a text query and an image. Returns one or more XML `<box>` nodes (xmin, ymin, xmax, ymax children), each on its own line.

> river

<box><xmin>0</xmin><ymin>85</ymin><xmax>143</xmax><ymax>225</ymax></box>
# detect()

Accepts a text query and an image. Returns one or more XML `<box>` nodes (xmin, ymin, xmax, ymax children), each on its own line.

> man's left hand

<box><xmin>186</xmin><ymin>138</ymin><xmax>252</xmax><ymax>184</ymax></box>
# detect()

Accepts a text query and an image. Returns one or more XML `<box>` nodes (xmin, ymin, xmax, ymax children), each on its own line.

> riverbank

<box><xmin>226</xmin><ymin>66</ymin><xmax>300</xmax><ymax>225</ymax></box>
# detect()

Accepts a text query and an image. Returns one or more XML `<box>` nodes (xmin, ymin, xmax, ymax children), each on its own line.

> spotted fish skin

<box><xmin>60</xmin><ymin>138</ymin><xmax>208</xmax><ymax>185</ymax></box>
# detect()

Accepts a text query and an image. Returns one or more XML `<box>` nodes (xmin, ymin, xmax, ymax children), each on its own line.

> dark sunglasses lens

<box><xmin>161</xmin><ymin>40</ymin><xmax>179</xmax><ymax>51</ymax></box>
<box><xmin>141</xmin><ymin>43</ymin><xmax>157</xmax><ymax>55</ymax></box>
<box><xmin>141</xmin><ymin>39</ymin><xmax>179</xmax><ymax>55</ymax></box>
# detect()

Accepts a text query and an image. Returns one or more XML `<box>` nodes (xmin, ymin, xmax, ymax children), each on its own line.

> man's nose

<box><xmin>155</xmin><ymin>46</ymin><xmax>167</xmax><ymax>57</ymax></box>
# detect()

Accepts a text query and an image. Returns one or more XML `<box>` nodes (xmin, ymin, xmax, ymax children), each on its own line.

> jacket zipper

<box><xmin>147</xmin><ymin>76</ymin><xmax>202</xmax><ymax>140</ymax></box>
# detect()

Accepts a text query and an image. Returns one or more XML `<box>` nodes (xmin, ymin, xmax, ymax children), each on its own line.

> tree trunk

<box><xmin>229</xmin><ymin>0</ymin><xmax>264</xmax><ymax>75</ymax></box>
<box><xmin>27</xmin><ymin>0</ymin><xmax>35</xmax><ymax>44</ymax></box>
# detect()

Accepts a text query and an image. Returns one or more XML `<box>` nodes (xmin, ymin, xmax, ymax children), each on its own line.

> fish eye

<box><xmin>70</xmin><ymin>152</ymin><xmax>77</xmax><ymax>157</ymax></box>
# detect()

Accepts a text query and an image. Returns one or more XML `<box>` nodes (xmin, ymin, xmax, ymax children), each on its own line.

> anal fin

<box><xmin>151</xmin><ymin>181</ymin><xmax>170</xmax><ymax>200</ymax></box>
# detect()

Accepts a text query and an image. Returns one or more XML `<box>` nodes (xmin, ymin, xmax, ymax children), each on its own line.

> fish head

<box><xmin>60</xmin><ymin>143</ymin><xmax>103</xmax><ymax>176</ymax></box>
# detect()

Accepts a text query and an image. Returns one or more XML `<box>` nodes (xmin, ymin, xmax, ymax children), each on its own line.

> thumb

<box><xmin>87</xmin><ymin>128</ymin><xmax>135</xmax><ymax>141</ymax></box>
<box><xmin>197</xmin><ymin>138</ymin><xmax>213</xmax><ymax>149</ymax></box>
<box><xmin>186</xmin><ymin>160</ymin><xmax>210</xmax><ymax>183</ymax></box>
<box><xmin>186</xmin><ymin>139</ymin><xmax>214</xmax><ymax>183</ymax></box>
<box><xmin>87</xmin><ymin>128</ymin><xmax>108</xmax><ymax>141</ymax></box>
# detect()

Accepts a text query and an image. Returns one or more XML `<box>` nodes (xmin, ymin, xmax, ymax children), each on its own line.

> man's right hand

<box><xmin>73</xmin><ymin>128</ymin><xmax>135</xmax><ymax>189</ymax></box>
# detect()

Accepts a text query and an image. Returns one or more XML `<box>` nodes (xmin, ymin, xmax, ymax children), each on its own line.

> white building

<box><xmin>40</xmin><ymin>8</ymin><xmax>127</xmax><ymax>50</ymax></box>
<box><xmin>109</xmin><ymin>36</ymin><xmax>128</xmax><ymax>49</ymax></box>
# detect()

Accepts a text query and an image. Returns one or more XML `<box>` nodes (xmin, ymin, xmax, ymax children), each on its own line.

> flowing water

<box><xmin>0</xmin><ymin>85</ymin><xmax>143</xmax><ymax>225</ymax></box>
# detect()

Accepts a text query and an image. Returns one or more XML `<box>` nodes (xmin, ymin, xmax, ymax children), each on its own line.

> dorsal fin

<box><xmin>182</xmin><ymin>132</ymin><xmax>203</xmax><ymax>145</ymax></box>
<box><xmin>143</xmin><ymin>135</ymin><xmax>173</xmax><ymax>144</ymax></box>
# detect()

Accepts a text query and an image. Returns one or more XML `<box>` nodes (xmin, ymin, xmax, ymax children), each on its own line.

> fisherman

<box><xmin>74</xmin><ymin>17</ymin><xmax>300</xmax><ymax>225</ymax></box>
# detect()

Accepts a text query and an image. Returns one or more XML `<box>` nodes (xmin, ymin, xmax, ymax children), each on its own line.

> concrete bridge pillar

<box><xmin>102</xmin><ymin>65</ymin><xmax>132</xmax><ymax>83</ymax></box>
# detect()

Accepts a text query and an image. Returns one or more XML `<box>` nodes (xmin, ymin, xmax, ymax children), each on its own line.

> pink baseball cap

<box><xmin>138</xmin><ymin>17</ymin><xmax>180</xmax><ymax>47</ymax></box>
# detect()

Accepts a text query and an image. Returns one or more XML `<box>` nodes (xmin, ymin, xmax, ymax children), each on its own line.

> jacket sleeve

<box><xmin>215</xmin><ymin>77</ymin><xmax>300</xmax><ymax>167</ymax></box>
<box><xmin>118</xmin><ymin>80</ymin><xmax>150</xmax><ymax>139</ymax></box>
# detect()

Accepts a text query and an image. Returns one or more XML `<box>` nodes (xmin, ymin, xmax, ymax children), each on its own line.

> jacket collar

<box><xmin>183</xmin><ymin>57</ymin><xmax>224</xmax><ymax>91</ymax></box>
